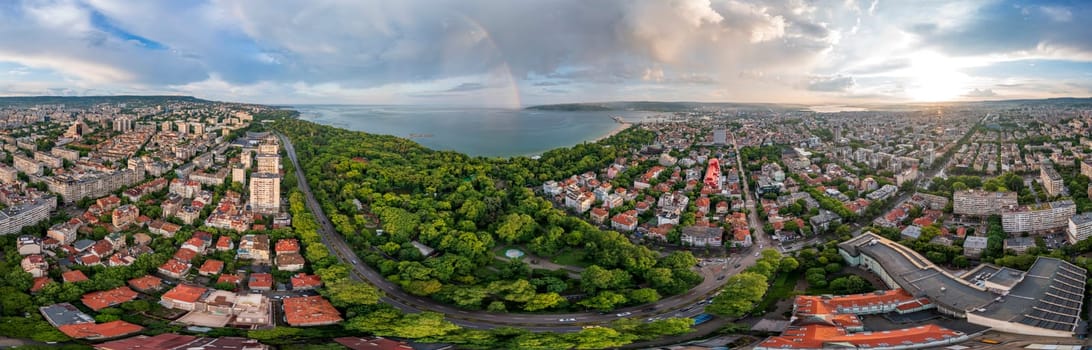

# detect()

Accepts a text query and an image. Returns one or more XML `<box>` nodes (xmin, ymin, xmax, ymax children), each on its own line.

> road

<box><xmin>278</xmin><ymin>133</ymin><xmax>739</xmax><ymax>331</ymax></box>
<box><xmin>730</xmin><ymin>131</ymin><xmax>774</xmax><ymax>256</ymax></box>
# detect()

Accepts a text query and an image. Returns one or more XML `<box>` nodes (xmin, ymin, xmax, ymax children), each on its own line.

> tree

<box><xmin>247</xmin><ymin>327</ymin><xmax>303</xmax><ymax>341</ymax></box>
<box><xmin>566</xmin><ymin>327</ymin><xmax>637</xmax><ymax>349</ymax></box>
<box><xmin>388</xmin><ymin>312</ymin><xmax>460</xmax><ymax>338</ymax></box>
<box><xmin>706</xmin><ymin>272</ymin><xmax>767</xmax><ymax>318</ymax></box>
<box><xmin>627</xmin><ymin>288</ymin><xmax>661</xmax><ymax>304</ymax></box>
<box><xmin>952</xmin><ymin>255</ymin><xmax>970</xmax><ymax>268</ymax></box>
<box><xmin>635</xmin><ymin>318</ymin><xmax>694</xmax><ymax>340</ymax></box>
<box><xmin>451</xmin><ymin>286</ymin><xmax>488</xmax><ymax>309</ymax></box>
<box><xmin>779</xmin><ymin>256</ymin><xmax>800</xmax><ymax>272</ymax></box>
<box><xmin>524</xmin><ymin>292</ymin><xmax>565</xmax><ymax>311</ymax></box>
<box><xmin>323</xmin><ymin>279</ymin><xmax>382</xmax><ymax>307</ymax></box>
<box><xmin>829</xmin><ymin>276</ymin><xmax>873</xmax><ymax>294</ymax></box>
<box><xmin>579</xmin><ymin>291</ymin><xmax>628</xmax><ymax>311</ymax></box>
<box><xmin>658</xmin><ymin>251</ymin><xmax>698</xmax><ymax>269</ymax></box>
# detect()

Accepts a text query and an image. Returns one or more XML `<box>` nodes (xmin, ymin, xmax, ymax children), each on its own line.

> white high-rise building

<box><xmin>249</xmin><ymin>173</ymin><xmax>280</xmax><ymax>214</ymax></box>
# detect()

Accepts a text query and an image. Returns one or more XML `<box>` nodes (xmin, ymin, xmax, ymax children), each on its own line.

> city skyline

<box><xmin>0</xmin><ymin>0</ymin><xmax>1090</xmax><ymax>107</ymax></box>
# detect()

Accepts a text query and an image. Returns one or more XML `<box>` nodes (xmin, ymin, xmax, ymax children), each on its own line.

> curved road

<box><xmin>278</xmin><ymin>133</ymin><xmax>739</xmax><ymax>331</ymax></box>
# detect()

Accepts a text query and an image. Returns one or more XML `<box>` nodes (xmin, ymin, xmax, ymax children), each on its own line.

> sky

<box><xmin>0</xmin><ymin>0</ymin><xmax>1091</xmax><ymax>108</ymax></box>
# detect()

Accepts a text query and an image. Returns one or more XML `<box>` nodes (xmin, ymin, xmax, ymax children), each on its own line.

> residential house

<box><xmin>199</xmin><ymin>260</ymin><xmax>225</xmax><ymax>276</ymax></box>
<box><xmin>81</xmin><ymin>286</ymin><xmax>138</xmax><ymax>311</ymax></box>
<box><xmin>237</xmin><ymin>234</ymin><xmax>271</xmax><ymax>263</ymax></box>
<box><xmin>21</xmin><ymin>254</ymin><xmax>48</xmax><ymax>277</ymax></box>
<box><xmin>17</xmin><ymin>235</ymin><xmax>42</xmax><ymax>255</ymax></box>
<box><xmin>275</xmin><ymin>253</ymin><xmax>305</xmax><ymax>272</ymax></box>
<box><xmin>62</xmin><ymin>270</ymin><xmax>89</xmax><ymax>283</ymax></box>
<box><xmin>290</xmin><ymin>273</ymin><xmax>323</xmax><ymax>291</ymax></box>
<box><xmin>282</xmin><ymin>296</ymin><xmax>342</xmax><ymax>327</ymax></box>
<box><xmin>681</xmin><ymin>225</ymin><xmax>724</xmax><ymax>247</ymax></box>
<box><xmin>158</xmin><ymin>258</ymin><xmax>191</xmax><ymax>279</ymax></box>
<box><xmin>963</xmin><ymin>236</ymin><xmax>988</xmax><ymax>259</ymax></box>
<box><xmin>127</xmin><ymin>275</ymin><xmax>163</xmax><ymax>293</ymax></box>
<box><xmin>160</xmin><ymin>284</ymin><xmax>208</xmax><ymax>311</ymax></box>
<box><xmin>248</xmin><ymin>273</ymin><xmax>273</xmax><ymax>291</ymax></box>
<box><xmin>732</xmin><ymin>228</ymin><xmax>753</xmax><ymax>248</ymax></box>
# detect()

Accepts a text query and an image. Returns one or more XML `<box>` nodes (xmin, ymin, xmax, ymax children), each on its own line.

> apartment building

<box><xmin>953</xmin><ymin>189</ymin><xmax>1018</xmax><ymax>216</ymax></box>
<box><xmin>1001</xmin><ymin>200</ymin><xmax>1076</xmax><ymax>233</ymax></box>
<box><xmin>249</xmin><ymin>173</ymin><xmax>280</xmax><ymax>214</ymax></box>
<box><xmin>47</xmin><ymin>168</ymin><xmax>145</xmax><ymax>203</ymax></box>
<box><xmin>1067</xmin><ymin>212</ymin><xmax>1092</xmax><ymax>244</ymax></box>
<box><xmin>1041</xmin><ymin>161</ymin><xmax>1065</xmax><ymax>196</ymax></box>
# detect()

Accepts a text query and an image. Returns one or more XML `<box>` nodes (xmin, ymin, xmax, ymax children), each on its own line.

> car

<box><xmin>734</xmin><ymin>263</ymin><xmax>741</xmax><ymax>268</ymax></box>
<box><xmin>559</xmin><ymin>318</ymin><xmax>576</xmax><ymax>322</ymax></box>
<box><xmin>717</xmin><ymin>275</ymin><xmax>726</xmax><ymax>280</ymax></box>
<box><xmin>754</xmin><ymin>252</ymin><xmax>760</xmax><ymax>257</ymax></box>
<box><xmin>616</xmin><ymin>312</ymin><xmax>632</xmax><ymax>317</ymax></box>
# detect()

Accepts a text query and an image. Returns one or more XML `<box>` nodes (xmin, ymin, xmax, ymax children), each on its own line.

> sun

<box><xmin>905</xmin><ymin>52</ymin><xmax>969</xmax><ymax>102</ymax></box>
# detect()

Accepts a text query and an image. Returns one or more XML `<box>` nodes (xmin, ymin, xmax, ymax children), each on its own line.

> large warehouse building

<box><xmin>839</xmin><ymin>233</ymin><xmax>1086</xmax><ymax>338</ymax></box>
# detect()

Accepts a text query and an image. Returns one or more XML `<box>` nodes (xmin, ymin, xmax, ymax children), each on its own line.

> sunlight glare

<box><xmin>905</xmin><ymin>52</ymin><xmax>968</xmax><ymax>102</ymax></box>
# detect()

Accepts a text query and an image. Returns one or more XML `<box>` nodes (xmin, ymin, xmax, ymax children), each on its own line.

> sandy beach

<box><xmin>593</xmin><ymin>122</ymin><xmax>632</xmax><ymax>143</ymax></box>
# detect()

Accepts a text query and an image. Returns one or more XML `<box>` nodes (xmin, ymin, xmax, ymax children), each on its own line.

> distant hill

<box><xmin>528</xmin><ymin>97</ymin><xmax>1092</xmax><ymax>112</ymax></box>
<box><xmin>0</xmin><ymin>95</ymin><xmax>210</xmax><ymax>107</ymax></box>
<box><xmin>527</xmin><ymin>101</ymin><xmax>806</xmax><ymax>112</ymax></box>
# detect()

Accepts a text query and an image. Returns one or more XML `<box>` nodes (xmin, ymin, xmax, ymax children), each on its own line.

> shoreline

<box><xmin>593</xmin><ymin>122</ymin><xmax>632</xmax><ymax>143</ymax></box>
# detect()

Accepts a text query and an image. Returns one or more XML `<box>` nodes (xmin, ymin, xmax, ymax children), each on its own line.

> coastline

<box><xmin>593</xmin><ymin>122</ymin><xmax>632</xmax><ymax>143</ymax></box>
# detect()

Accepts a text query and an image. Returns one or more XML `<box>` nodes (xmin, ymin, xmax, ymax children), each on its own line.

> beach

<box><xmin>594</xmin><ymin>122</ymin><xmax>632</xmax><ymax>143</ymax></box>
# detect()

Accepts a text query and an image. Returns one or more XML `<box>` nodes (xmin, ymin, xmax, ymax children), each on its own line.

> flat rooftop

<box><xmin>842</xmin><ymin>233</ymin><xmax>1087</xmax><ymax>337</ymax></box>
<box><xmin>841</xmin><ymin>234</ymin><xmax>996</xmax><ymax>312</ymax></box>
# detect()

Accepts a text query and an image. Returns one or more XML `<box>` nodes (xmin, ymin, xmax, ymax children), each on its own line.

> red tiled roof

<box><xmin>199</xmin><ymin>259</ymin><xmax>224</xmax><ymax>275</ymax></box>
<box><xmin>81</xmin><ymin>286</ymin><xmax>138</xmax><ymax>311</ymax></box>
<box><xmin>93</xmin><ymin>333</ymin><xmax>198</xmax><ymax>350</ymax></box>
<box><xmin>173</xmin><ymin>248</ymin><xmax>197</xmax><ymax>262</ymax></box>
<box><xmin>215</xmin><ymin>236</ymin><xmax>233</xmax><ymax>249</ymax></box>
<box><xmin>183</xmin><ymin>237</ymin><xmax>206</xmax><ymax>249</ymax></box>
<box><xmin>161</xmin><ymin>284</ymin><xmax>207</xmax><ymax>303</ymax></box>
<box><xmin>275</xmin><ymin>239</ymin><xmax>300</xmax><ymax>253</ymax></box>
<box><xmin>759</xmin><ymin>324</ymin><xmax>962</xmax><ymax>349</ymax></box>
<box><xmin>762</xmin><ymin>290</ymin><xmax>962</xmax><ymax>349</ymax></box>
<box><xmin>249</xmin><ymin>273</ymin><xmax>273</xmax><ymax>289</ymax></box>
<box><xmin>31</xmin><ymin>277</ymin><xmax>53</xmax><ymax>293</ymax></box>
<box><xmin>217</xmin><ymin>274</ymin><xmax>241</xmax><ymax>285</ymax></box>
<box><xmin>290</xmin><ymin>273</ymin><xmax>323</xmax><ymax>289</ymax></box>
<box><xmin>127</xmin><ymin>275</ymin><xmax>163</xmax><ymax>292</ymax></box>
<box><xmin>63</xmin><ymin>270</ymin><xmax>89</xmax><ymax>283</ymax></box>
<box><xmin>158</xmin><ymin>258</ymin><xmax>190</xmax><ymax>275</ymax></box>
<box><xmin>283</xmin><ymin>295</ymin><xmax>342</xmax><ymax>326</ymax></box>
<box><xmin>58</xmin><ymin>320</ymin><xmax>142</xmax><ymax>339</ymax></box>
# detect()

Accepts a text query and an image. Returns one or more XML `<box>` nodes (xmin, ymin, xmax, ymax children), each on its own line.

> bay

<box><xmin>292</xmin><ymin>105</ymin><xmax>659</xmax><ymax>157</ymax></box>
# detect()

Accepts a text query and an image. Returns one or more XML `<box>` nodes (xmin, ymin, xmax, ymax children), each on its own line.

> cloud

<box><xmin>963</xmin><ymin>88</ymin><xmax>997</xmax><ymax>98</ymax></box>
<box><xmin>808</xmin><ymin>75</ymin><xmax>856</xmax><ymax>92</ymax></box>
<box><xmin>445</xmin><ymin>82</ymin><xmax>486</xmax><ymax>92</ymax></box>
<box><xmin>908</xmin><ymin>1</ymin><xmax>1092</xmax><ymax>59</ymax></box>
<box><xmin>0</xmin><ymin>0</ymin><xmax>1087</xmax><ymax>104</ymax></box>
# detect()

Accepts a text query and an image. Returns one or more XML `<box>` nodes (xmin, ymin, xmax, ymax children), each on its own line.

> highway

<box><xmin>277</xmin><ymin>133</ymin><xmax>740</xmax><ymax>331</ymax></box>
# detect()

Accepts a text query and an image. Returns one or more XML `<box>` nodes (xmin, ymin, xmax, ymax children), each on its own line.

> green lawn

<box><xmin>756</xmin><ymin>271</ymin><xmax>799</xmax><ymax>313</ymax></box>
<box><xmin>551</xmin><ymin>249</ymin><xmax>589</xmax><ymax>267</ymax></box>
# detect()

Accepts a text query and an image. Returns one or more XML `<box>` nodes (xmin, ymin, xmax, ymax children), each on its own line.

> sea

<box><xmin>292</xmin><ymin>105</ymin><xmax>660</xmax><ymax>158</ymax></box>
